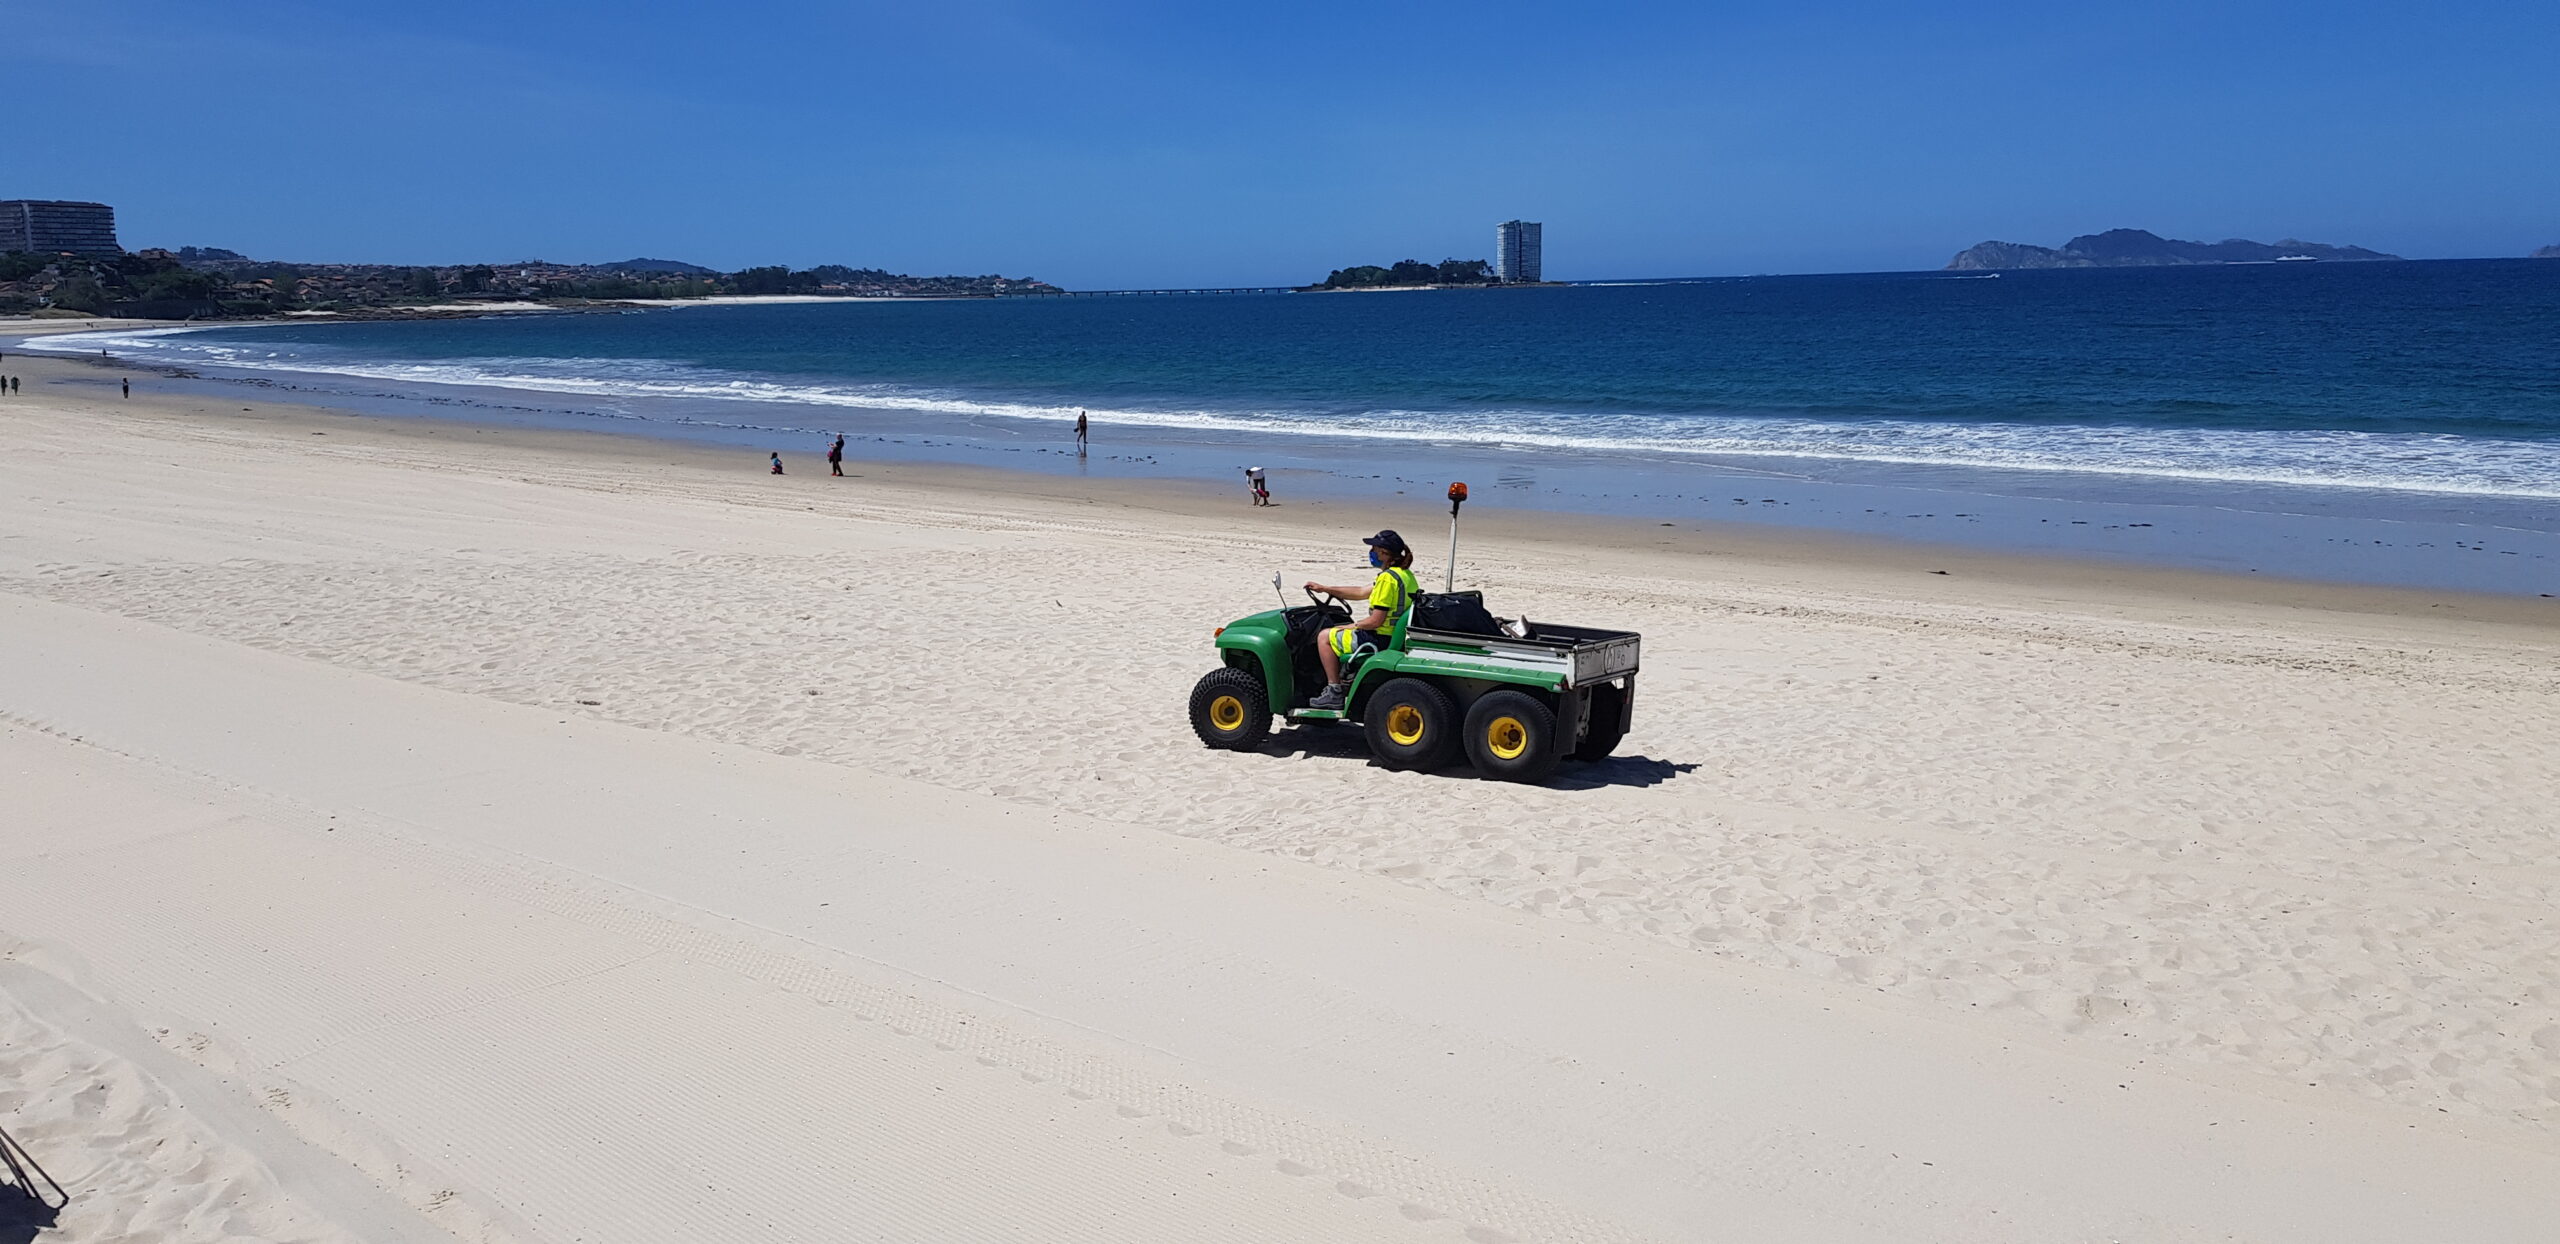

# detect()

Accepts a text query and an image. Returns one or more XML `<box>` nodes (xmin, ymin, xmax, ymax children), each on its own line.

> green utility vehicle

<box><xmin>1187</xmin><ymin>580</ymin><xmax>1640</xmax><ymax>784</ymax></box>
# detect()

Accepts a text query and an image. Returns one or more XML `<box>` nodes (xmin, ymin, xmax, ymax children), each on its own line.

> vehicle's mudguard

<box><xmin>1556</xmin><ymin>686</ymin><xmax>1587</xmax><ymax>754</ymax></box>
<box><xmin>1216</xmin><ymin>625</ymin><xmax>1295</xmax><ymax>709</ymax></box>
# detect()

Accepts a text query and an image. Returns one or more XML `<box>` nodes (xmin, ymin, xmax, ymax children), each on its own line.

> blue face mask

<box><xmin>1367</xmin><ymin>547</ymin><xmax>1384</xmax><ymax>568</ymax></box>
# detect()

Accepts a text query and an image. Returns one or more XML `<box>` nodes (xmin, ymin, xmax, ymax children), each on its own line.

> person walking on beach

<box><xmin>1244</xmin><ymin>466</ymin><xmax>1271</xmax><ymax>506</ymax></box>
<box><xmin>770</xmin><ymin>452</ymin><xmax>785</xmax><ymax>475</ymax></box>
<box><xmin>828</xmin><ymin>435</ymin><xmax>845</xmax><ymax>477</ymax></box>
<box><xmin>1074</xmin><ymin>409</ymin><xmax>1088</xmax><ymax>454</ymax></box>
<box><xmin>122</xmin><ymin>378</ymin><xmax>130</xmax><ymax>399</ymax></box>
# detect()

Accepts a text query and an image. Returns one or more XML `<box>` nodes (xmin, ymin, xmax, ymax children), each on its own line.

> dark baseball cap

<box><xmin>1362</xmin><ymin>529</ymin><xmax>1410</xmax><ymax>554</ymax></box>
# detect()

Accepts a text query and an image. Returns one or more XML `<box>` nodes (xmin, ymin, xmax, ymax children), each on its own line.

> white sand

<box><xmin>0</xmin><ymin>317</ymin><xmax>182</xmax><ymax>336</ymax></box>
<box><xmin>372</xmin><ymin>301</ymin><xmax>556</xmax><ymax>313</ymax></box>
<box><xmin>3</xmin><ymin>364</ymin><xmax>2558</xmax><ymax>1241</ymax></box>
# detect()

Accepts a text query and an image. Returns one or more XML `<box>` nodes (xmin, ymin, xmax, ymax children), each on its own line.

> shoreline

<box><xmin>5</xmin><ymin>348</ymin><xmax>2553</xmax><ymax>630</ymax></box>
<box><xmin>0</xmin><ymin>292</ymin><xmax>1029</xmax><ymax>331</ymax></box>
<box><xmin>13</xmin><ymin>304</ymin><xmax>2557</xmax><ymax>601</ymax></box>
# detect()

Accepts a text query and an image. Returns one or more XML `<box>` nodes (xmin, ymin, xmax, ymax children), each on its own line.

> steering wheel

<box><xmin>1303</xmin><ymin>585</ymin><xmax>1343</xmax><ymax>608</ymax></box>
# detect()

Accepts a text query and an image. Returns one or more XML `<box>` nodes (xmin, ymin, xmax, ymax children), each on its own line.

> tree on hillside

<box><xmin>730</xmin><ymin>265</ymin><xmax>793</xmax><ymax>295</ymax></box>
<box><xmin>133</xmin><ymin>268</ymin><xmax>221</xmax><ymax>301</ymax></box>
<box><xmin>54</xmin><ymin>274</ymin><xmax>110</xmax><ymax>314</ymax></box>
<box><xmin>1319</xmin><ymin>265</ymin><xmax>1394</xmax><ymax>288</ymax></box>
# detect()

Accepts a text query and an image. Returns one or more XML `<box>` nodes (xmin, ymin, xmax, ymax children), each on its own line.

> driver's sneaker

<box><xmin>1309</xmin><ymin>683</ymin><xmax>1348</xmax><ymax>711</ymax></box>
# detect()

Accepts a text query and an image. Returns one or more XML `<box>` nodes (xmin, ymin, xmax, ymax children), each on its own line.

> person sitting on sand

<box><xmin>770</xmin><ymin>452</ymin><xmax>785</xmax><ymax>475</ymax></box>
<box><xmin>1303</xmin><ymin>529</ymin><xmax>1418</xmax><ymax>711</ymax></box>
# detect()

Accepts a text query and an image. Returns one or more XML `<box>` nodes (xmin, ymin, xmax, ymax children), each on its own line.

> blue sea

<box><xmin>29</xmin><ymin>259</ymin><xmax>2560</xmax><ymax>594</ymax></box>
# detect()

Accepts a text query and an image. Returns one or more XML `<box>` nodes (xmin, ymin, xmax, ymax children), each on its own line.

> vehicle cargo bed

<box><xmin>1405</xmin><ymin>621</ymin><xmax>1640</xmax><ymax>688</ymax></box>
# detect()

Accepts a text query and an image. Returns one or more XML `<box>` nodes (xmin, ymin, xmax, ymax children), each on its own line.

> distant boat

<box><xmin>2274</xmin><ymin>255</ymin><xmax>2318</xmax><ymax>261</ymax></box>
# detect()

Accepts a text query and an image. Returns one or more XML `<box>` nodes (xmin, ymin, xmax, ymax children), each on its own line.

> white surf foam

<box><xmin>31</xmin><ymin>324</ymin><xmax>2560</xmax><ymax>502</ymax></box>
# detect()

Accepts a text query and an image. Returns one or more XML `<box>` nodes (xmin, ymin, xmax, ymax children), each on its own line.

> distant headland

<box><xmin>1947</xmin><ymin>228</ymin><xmax>2400</xmax><ymax>270</ymax></box>
<box><xmin>1</xmin><ymin>207</ymin><xmax>1061</xmax><ymax>320</ymax></box>
<box><xmin>2533</xmin><ymin>243</ymin><xmax>2560</xmax><ymax>259</ymax></box>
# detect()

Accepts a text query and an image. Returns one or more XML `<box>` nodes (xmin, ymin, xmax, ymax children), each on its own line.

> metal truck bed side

<box><xmin>1404</xmin><ymin>623</ymin><xmax>1640</xmax><ymax>690</ymax></box>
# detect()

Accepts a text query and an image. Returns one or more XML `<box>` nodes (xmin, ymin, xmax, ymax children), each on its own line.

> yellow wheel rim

<box><xmin>1209</xmin><ymin>695</ymin><xmax>1246</xmax><ymax>732</ymax></box>
<box><xmin>1386</xmin><ymin>704</ymin><xmax>1426</xmax><ymax>745</ymax></box>
<box><xmin>1486</xmin><ymin>716</ymin><xmax>1529</xmax><ymax>760</ymax></box>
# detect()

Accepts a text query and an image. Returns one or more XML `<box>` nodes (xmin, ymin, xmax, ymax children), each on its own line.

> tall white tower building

<box><xmin>1495</xmin><ymin>220</ymin><xmax>1543</xmax><ymax>283</ymax></box>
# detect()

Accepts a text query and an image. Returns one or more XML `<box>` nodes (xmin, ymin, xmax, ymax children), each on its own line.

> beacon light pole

<box><xmin>1444</xmin><ymin>482</ymin><xmax>1469</xmax><ymax>592</ymax></box>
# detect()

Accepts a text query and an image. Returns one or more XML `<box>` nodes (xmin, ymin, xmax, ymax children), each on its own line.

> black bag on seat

<box><xmin>1411</xmin><ymin>591</ymin><xmax>1501</xmax><ymax>636</ymax></box>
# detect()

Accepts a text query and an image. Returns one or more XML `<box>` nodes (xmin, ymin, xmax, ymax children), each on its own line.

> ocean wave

<box><xmin>29</xmin><ymin>324</ymin><xmax>2560</xmax><ymax>501</ymax></box>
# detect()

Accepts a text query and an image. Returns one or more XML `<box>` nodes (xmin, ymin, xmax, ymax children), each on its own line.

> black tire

<box><xmin>1465</xmin><ymin>689</ymin><xmax>1560</xmax><ymax>783</ymax></box>
<box><xmin>1572</xmin><ymin>681</ymin><xmax>1630</xmax><ymax>762</ymax></box>
<box><xmin>1362</xmin><ymin>677</ymin><xmax>1460</xmax><ymax>771</ymax></box>
<box><xmin>1189</xmin><ymin>666</ymin><xmax>1271</xmax><ymax>751</ymax></box>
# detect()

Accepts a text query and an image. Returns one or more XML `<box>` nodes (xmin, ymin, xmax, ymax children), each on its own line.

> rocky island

<box><xmin>2532</xmin><ymin>244</ymin><xmax>2560</xmax><ymax>259</ymax></box>
<box><xmin>1309</xmin><ymin>257</ymin><xmax>1495</xmax><ymax>290</ymax></box>
<box><xmin>1947</xmin><ymin>228</ymin><xmax>2399</xmax><ymax>270</ymax></box>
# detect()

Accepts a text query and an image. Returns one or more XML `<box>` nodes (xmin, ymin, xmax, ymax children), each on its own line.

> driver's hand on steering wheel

<box><xmin>1302</xmin><ymin>581</ymin><xmax>1324</xmax><ymax>594</ymax></box>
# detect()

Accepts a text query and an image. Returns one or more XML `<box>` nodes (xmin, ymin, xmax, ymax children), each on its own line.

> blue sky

<box><xmin>19</xmin><ymin>2</ymin><xmax>2558</xmax><ymax>286</ymax></box>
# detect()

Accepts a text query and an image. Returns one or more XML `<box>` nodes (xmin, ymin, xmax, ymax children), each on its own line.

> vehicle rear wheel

<box><xmin>1362</xmin><ymin>678</ymin><xmax>1459</xmax><ymax>771</ymax></box>
<box><xmin>1189</xmin><ymin>666</ymin><xmax>1271</xmax><ymax>750</ymax></box>
<box><xmin>1466</xmin><ymin>689</ymin><xmax>1560</xmax><ymax>783</ymax></box>
<box><xmin>1572</xmin><ymin>681</ymin><xmax>1630</xmax><ymax>762</ymax></box>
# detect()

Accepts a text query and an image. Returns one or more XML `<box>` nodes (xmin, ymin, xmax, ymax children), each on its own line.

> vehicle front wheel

<box><xmin>1466</xmin><ymin>689</ymin><xmax>1560</xmax><ymax>783</ymax></box>
<box><xmin>1362</xmin><ymin>677</ymin><xmax>1460</xmax><ymax>771</ymax></box>
<box><xmin>1189</xmin><ymin>666</ymin><xmax>1271</xmax><ymax>750</ymax></box>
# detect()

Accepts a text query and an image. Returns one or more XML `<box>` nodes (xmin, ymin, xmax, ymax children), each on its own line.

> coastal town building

<box><xmin>0</xmin><ymin>200</ymin><xmax>121</xmax><ymax>255</ymax></box>
<box><xmin>1495</xmin><ymin>219</ymin><xmax>1543</xmax><ymax>283</ymax></box>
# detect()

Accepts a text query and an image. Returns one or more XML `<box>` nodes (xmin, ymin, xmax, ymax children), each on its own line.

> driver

<box><xmin>1303</xmin><ymin>529</ymin><xmax>1419</xmax><ymax>710</ymax></box>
